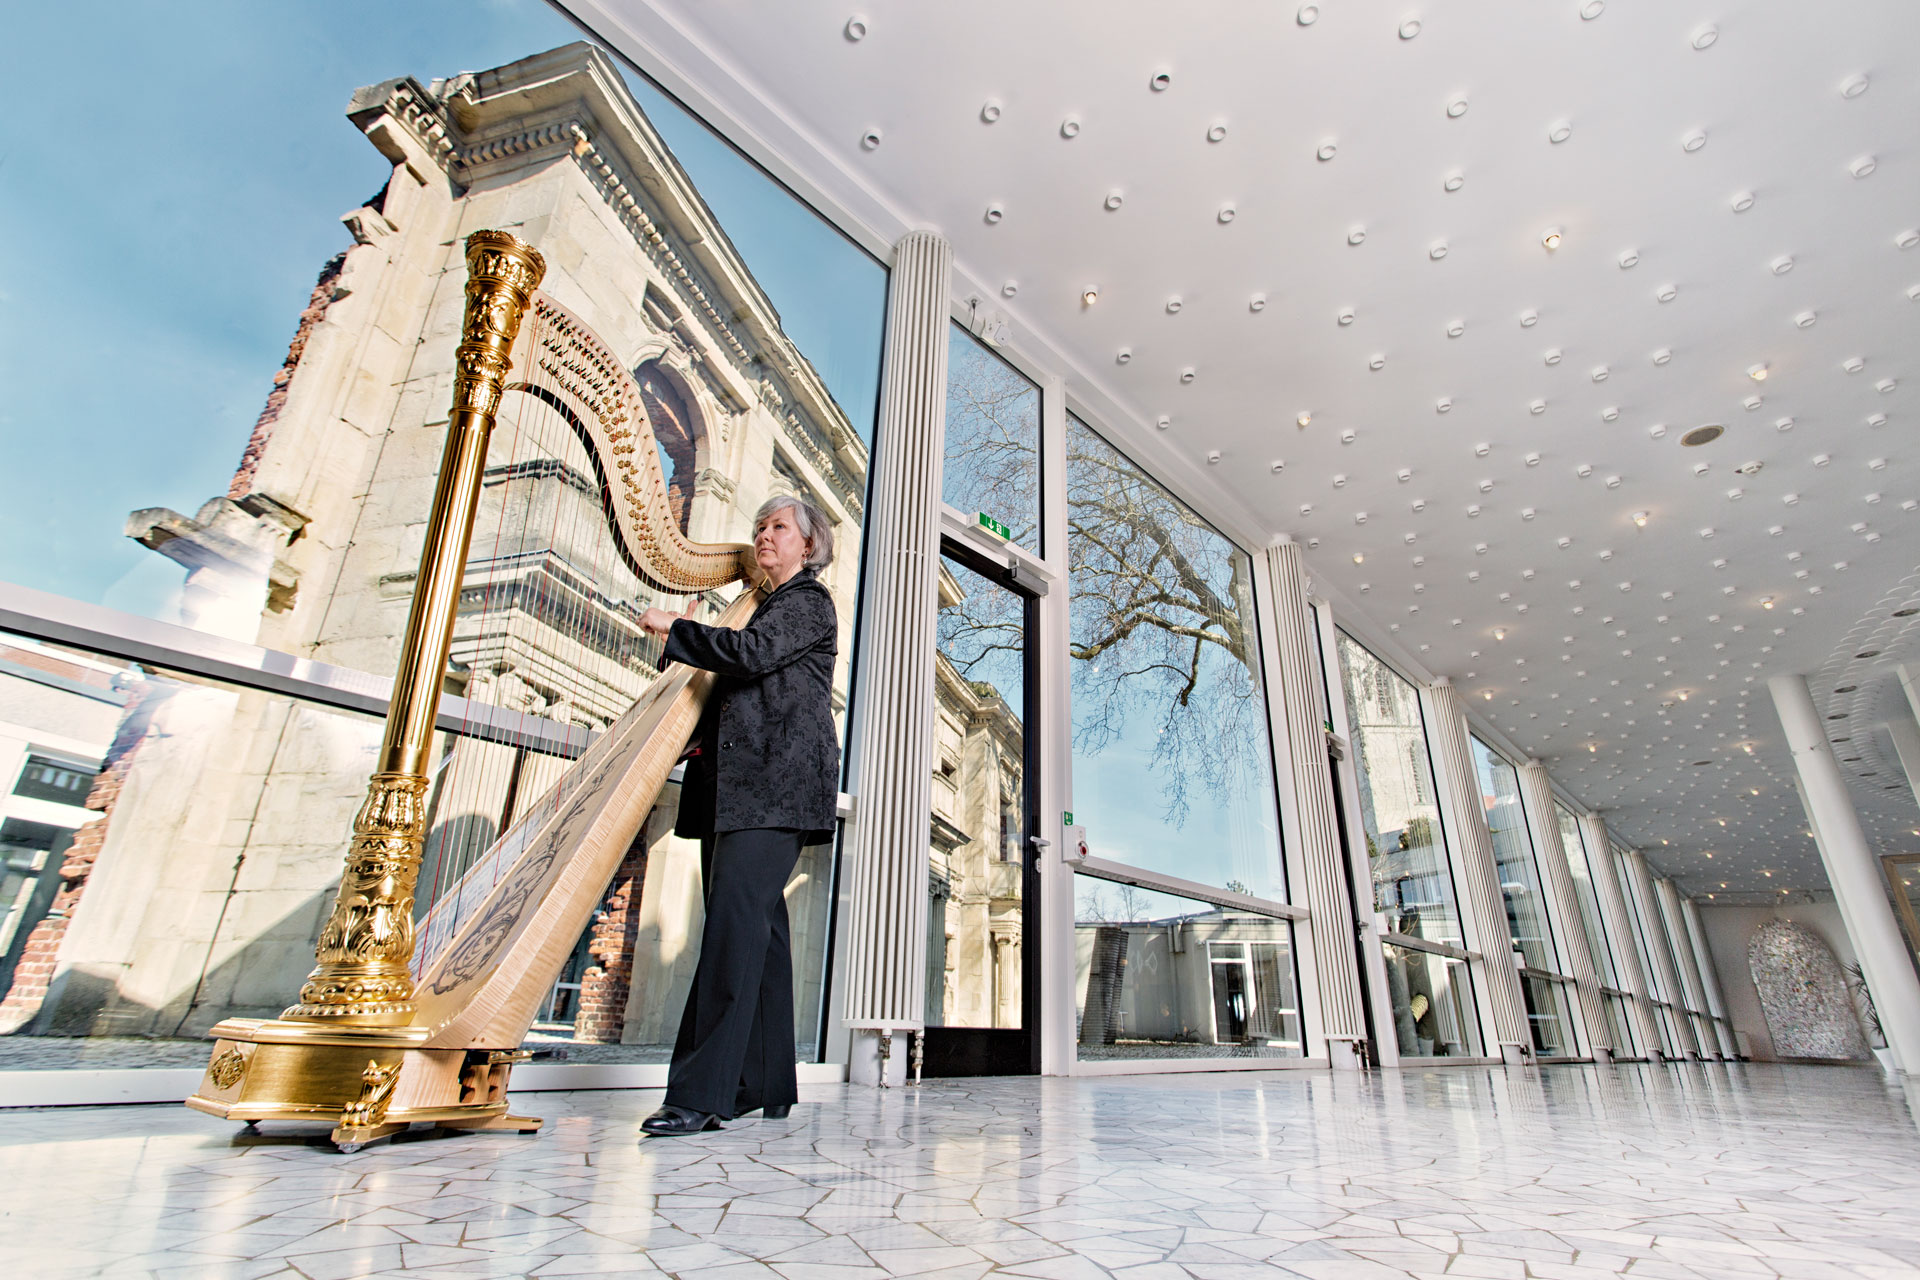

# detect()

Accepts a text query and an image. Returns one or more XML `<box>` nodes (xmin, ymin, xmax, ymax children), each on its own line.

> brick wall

<box><xmin>0</xmin><ymin>681</ymin><xmax>165</xmax><ymax>1033</ymax></box>
<box><xmin>572</xmin><ymin>820</ymin><xmax>655</xmax><ymax>1044</ymax></box>
<box><xmin>227</xmin><ymin>251</ymin><xmax>349</xmax><ymax>501</ymax></box>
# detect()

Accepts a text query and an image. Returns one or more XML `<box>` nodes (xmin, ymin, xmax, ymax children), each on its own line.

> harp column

<box><xmin>1259</xmin><ymin>539</ymin><xmax>1367</xmax><ymax>1066</ymax></box>
<box><xmin>1422</xmin><ymin>678</ymin><xmax>1534</xmax><ymax>1064</ymax></box>
<box><xmin>1579</xmin><ymin>811</ymin><xmax>1664</xmax><ymax>1061</ymax></box>
<box><xmin>1516</xmin><ymin>760</ymin><xmax>1611</xmax><ymax>1060</ymax></box>
<box><xmin>838</xmin><ymin>230</ymin><xmax>952</xmax><ymax>1085</ymax></box>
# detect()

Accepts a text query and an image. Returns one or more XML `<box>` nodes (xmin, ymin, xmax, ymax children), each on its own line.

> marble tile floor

<box><xmin>2</xmin><ymin>1063</ymin><xmax>1917</xmax><ymax>1280</ymax></box>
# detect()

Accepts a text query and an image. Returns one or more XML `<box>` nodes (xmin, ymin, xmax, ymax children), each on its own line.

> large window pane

<box><xmin>943</xmin><ymin>325</ymin><xmax>1041</xmax><ymax>553</ymax></box>
<box><xmin>1075</xmin><ymin>877</ymin><xmax>1301</xmax><ymax>1061</ymax></box>
<box><xmin>1066</xmin><ymin>420</ymin><xmax>1285</xmax><ymax>902</ymax></box>
<box><xmin>1383</xmin><ymin>943</ymin><xmax>1483</xmax><ymax>1058</ymax></box>
<box><xmin>1557</xmin><ymin>803</ymin><xmax>1622</xmax><ymax>989</ymax></box>
<box><xmin>1336</xmin><ymin>633</ymin><xmax>1463</xmax><ymax>948</ymax></box>
<box><xmin>1470</xmin><ymin>737</ymin><xmax>1558</xmax><ymax>974</ymax></box>
<box><xmin>1</xmin><ymin>6</ymin><xmax>888</xmax><ymax>1067</ymax></box>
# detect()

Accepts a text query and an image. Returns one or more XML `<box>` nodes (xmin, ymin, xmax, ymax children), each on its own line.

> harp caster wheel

<box><xmin>335</xmin><ymin>1140</ymin><xmax>366</xmax><ymax>1154</ymax></box>
<box><xmin>240</xmin><ymin>1121</ymin><xmax>260</xmax><ymax>1133</ymax></box>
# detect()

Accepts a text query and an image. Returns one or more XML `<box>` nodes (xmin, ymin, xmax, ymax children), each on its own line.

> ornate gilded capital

<box><xmin>453</xmin><ymin>232</ymin><xmax>546</xmax><ymax>426</ymax></box>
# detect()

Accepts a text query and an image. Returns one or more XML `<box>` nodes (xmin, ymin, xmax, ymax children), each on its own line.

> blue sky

<box><xmin>0</xmin><ymin>0</ymin><xmax>884</xmax><ymax>619</ymax></box>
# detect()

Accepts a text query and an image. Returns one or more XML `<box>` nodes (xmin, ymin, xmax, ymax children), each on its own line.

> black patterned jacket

<box><xmin>664</xmin><ymin>568</ymin><xmax>840</xmax><ymax>842</ymax></box>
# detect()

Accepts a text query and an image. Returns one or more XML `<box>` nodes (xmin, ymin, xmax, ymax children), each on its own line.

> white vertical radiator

<box><xmin>1517</xmin><ymin>761</ymin><xmax>1611</xmax><ymax>1058</ymax></box>
<box><xmin>1260</xmin><ymin>542</ymin><xmax>1368</xmax><ymax>1054</ymax></box>
<box><xmin>1424</xmin><ymin>679</ymin><xmax>1533</xmax><ymax>1057</ymax></box>
<box><xmin>1578</xmin><ymin>812</ymin><xmax>1664</xmax><ymax>1060</ymax></box>
<box><xmin>837</xmin><ymin>231</ymin><xmax>951</xmax><ymax>1077</ymax></box>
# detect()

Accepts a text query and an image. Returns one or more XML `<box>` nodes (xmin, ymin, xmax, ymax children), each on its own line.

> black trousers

<box><xmin>662</xmin><ymin>827</ymin><xmax>803</xmax><ymax>1117</ymax></box>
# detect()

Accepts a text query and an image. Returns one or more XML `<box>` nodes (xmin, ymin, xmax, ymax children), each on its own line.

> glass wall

<box><xmin>1613</xmin><ymin>844</ymin><xmax>1684</xmax><ymax>1057</ymax></box>
<box><xmin>942</xmin><ymin>325</ymin><xmax>1041</xmax><ymax>554</ymax></box>
<box><xmin>0</xmin><ymin>3</ymin><xmax>888</xmax><ymax>1069</ymax></box>
<box><xmin>1555</xmin><ymin>803</ymin><xmax>1639</xmax><ymax>1057</ymax></box>
<box><xmin>1066</xmin><ymin>419</ymin><xmax>1287</xmax><ymax>903</ymax></box>
<box><xmin>1335</xmin><ymin>632</ymin><xmax>1483</xmax><ymax>1058</ymax></box>
<box><xmin>1470</xmin><ymin>737</ymin><xmax>1576</xmax><ymax>1056</ymax></box>
<box><xmin>1075</xmin><ymin>879</ymin><xmax>1301</xmax><ymax>1060</ymax></box>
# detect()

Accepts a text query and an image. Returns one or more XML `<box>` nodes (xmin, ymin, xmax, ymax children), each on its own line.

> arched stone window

<box><xmin>635</xmin><ymin>360</ymin><xmax>700</xmax><ymax>535</ymax></box>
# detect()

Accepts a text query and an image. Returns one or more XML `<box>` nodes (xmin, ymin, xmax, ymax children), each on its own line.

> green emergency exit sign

<box><xmin>977</xmin><ymin>511</ymin><xmax>1011</xmax><ymax>541</ymax></box>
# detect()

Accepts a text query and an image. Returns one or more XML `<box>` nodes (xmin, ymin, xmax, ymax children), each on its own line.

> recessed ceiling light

<box><xmin>1652</xmin><ymin>348</ymin><xmax>1673</xmax><ymax>365</ymax></box>
<box><xmin>1002</xmin><ymin>281</ymin><xmax>1018</xmax><ymax>298</ymax></box>
<box><xmin>980</xmin><ymin>100</ymin><xmax>1002</xmax><ymax>123</ymax></box>
<box><xmin>1158</xmin><ymin>415</ymin><xmax>1172</xmax><ymax>430</ymax></box>
<box><xmin>1691</xmin><ymin>24</ymin><xmax>1718</xmax><ymax>49</ymax></box>
<box><xmin>1548</xmin><ymin>120</ymin><xmax>1573</xmax><ymax>144</ymax></box>
<box><xmin>984</xmin><ymin>203</ymin><xmax>1005</xmax><ymax>224</ymax></box>
<box><xmin>1656</xmin><ymin>285</ymin><xmax>1677</xmax><ymax>303</ymax></box>
<box><xmin>1851</xmin><ymin>156</ymin><xmax>1877</xmax><ymax>179</ymax></box>
<box><xmin>1150</xmin><ymin>70</ymin><xmax>1172</xmax><ymax>91</ymax></box>
<box><xmin>1082</xmin><ymin>286</ymin><xmax>1099</xmax><ymax>305</ymax></box>
<box><xmin>1115</xmin><ymin>347</ymin><xmax>1132</xmax><ymax>364</ymax></box>
<box><xmin>1348</xmin><ymin>226</ymin><xmax>1367</xmax><ymax>245</ymax></box>
<box><xmin>1543</xmin><ymin>228</ymin><xmax>1564</xmax><ymax>250</ymax></box>
<box><xmin>1447</xmin><ymin>97</ymin><xmax>1469</xmax><ymax>119</ymax></box>
<box><xmin>1297</xmin><ymin>5</ymin><xmax>1320</xmax><ymax>25</ymax></box>
<box><xmin>860</xmin><ymin>129</ymin><xmax>883</xmax><ymax>150</ymax></box>
<box><xmin>1592</xmin><ymin>366</ymin><xmax>1610</xmax><ymax>382</ymax></box>
<box><xmin>1681</xmin><ymin>424</ymin><xmax>1724</xmax><ymax>447</ymax></box>
<box><xmin>1619</xmin><ymin>249</ymin><xmax>1640</xmax><ymax>268</ymax></box>
<box><xmin>1316</xmin><ymin>139</ymin><xmax>1338</xmax><ymax>161</ymax></box>
<box><xmin>1167</xmin><ymin>296</ymin><xmax>1184</xmax><ymax>314</ymax></box>
<box><xmin>1794</xmin><ymin>310</ymin><xmax>1816</xmax><ymax>328</ymax></box>
<box><xmin>1682</xmin><ymin>130</ymin><xmax>1708</xmax><ymax>153</ymax></box>
<box><xmin>1632</xmin><ymin>511</ymin><xmax>1649</xmax><ymax>527</ymax></box>
<box><xmin>1180</xmin><ymin>366</ymin><xmax>1196</xmax><ymax>383</ymax></box>
<box><xmin>845</xmin><ymin>16</ymin><xmax>869</xmax><ymax>40</ymax></box>
<box><xmin>1060</xmin><ymin>117</ymin><xmax>1082</xmax><ymax>139</ymax></box>
<box><xmin>1839</xmin><ymin>73</ymin><xmax>1869</xmax><ymax>98</ymax></box>
<box><xmin>1368</xmin><ymin>354</ymin><xmax>1386</xmax><ymax>371</ymax></box>
<box><xmin>1520</xmin><ymin>309</ymin><xmax>1539</xmax><ymax>327</ymax></box>
<box><xmin>1544</xmin><ymin>349</ymin><xmax>1562</xmax><ymax>366</ymax></box>
<box><xmin>1748</xmin><ymin>363</ymin><xmax>1768</xmax><ymax>381</ymax></box>
<box><xmin>1580</xmin><ymin>0</ymin><xmax>1605</xmax><ymax>17</ymax></box>
<box><xmin>1297</xmin><ymin>412</ymin><xmax>1312</xmax><ymax>427</ymax></box>
<box><xmin>1105</xmin><ymin>191</ymin><xmax>1125</xmax><ymax>211</ymax></box>
<box><xmin>1430</xmin><ymin>240</ymin><xmax>1449</xmax><ymax>260</ymax></box>
<box><xmin>1770</xmin><ymin>256</ymin><xmax>1795</xmax><ymax>275</ymax></box>
<box><xmin>1249</xmin><ymin>292</ymin><xmax>1267</xmax><ymax>312</ymax></box>
<box><xmin>1399</xmin><ymin>18</ymin><xmax>1422</xmax><ymax>39</ymax></box>
<box><xmin>1602</xmin><ymin>407</ymin><xmax>1620</xmax><ymax>422</ymax></box>
<box><xmin>1731</xmin><ymin>191</ymin><xmax>1755</xmax><ymax>213</ymax></box>
<box><xmin>1443</xmin><ymin>171</ymin><xmax>1465</xmax><ymax>192</ymax></box>
<box><xmin>1897</xmin><ymin>230</ymin><xmax>1920</xmax><ymax>250</ymax></box>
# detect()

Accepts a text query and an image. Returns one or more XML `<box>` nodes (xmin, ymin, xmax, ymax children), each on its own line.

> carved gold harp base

<box><xmin>184</xmin><ymin>1019</ymin><xmax>542</xmax><ymax>1153</ymax></box>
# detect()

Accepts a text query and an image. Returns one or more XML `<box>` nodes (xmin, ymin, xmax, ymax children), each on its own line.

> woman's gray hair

<box><xmin>754</xmin><ymin>494</ymin><xmax>834</xmax><ymax>568</ymax></box>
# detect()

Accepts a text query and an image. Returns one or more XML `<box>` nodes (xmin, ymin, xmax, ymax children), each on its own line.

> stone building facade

<box><xmin>10</xmin><ymin>43</ymin><xmax>867</xmax><ymax>1044</ymax></box>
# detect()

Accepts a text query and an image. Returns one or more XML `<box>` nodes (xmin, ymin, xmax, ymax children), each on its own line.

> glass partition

<box><xmin>1470</xmin><ymin>737</ymin><xmax>1574</xmax><ymax>1055</ymax></box>
<box><xmin>1074</xmin><ymin>878</ymin><xmax>1301</xmax><ymax>1061</ymax></box>
<box><xmin>1613</xmin><ymin>845</ymin><xmax>1683</xmax><ymax>1056</ymax></box>
<box><xmin>1336</xmin><ymin>634</ymin><xmax>1463</xmax><ymax>948</ymax></box>
<box><xmin>1066</xmin><ymin>419</ymin><xmax>1286</xmax><ymax>904</ymax></box>
<box><xmin>1381</xmin><ymin>943</ymin><xmax>1484</xmax><ymax>1059</ymax></box>
<box><xmin>1</xmin><ymin>4</ymin><xmax>888</xmax><ymax>1071</ymax></box>
<box><xmin>943</xmin><ymin>325</ymin><xmax>1041</xmax><ymax>553</ymax></box>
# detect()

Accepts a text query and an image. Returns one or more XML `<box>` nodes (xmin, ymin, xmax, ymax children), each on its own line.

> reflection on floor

<box><xmin>0</xmin><ymin>1035</ymin><xmax>677</xmax><ymax>1072</ymax></box>
<box><xmin>2</xmin><ymin>1063</ymin><xmax>1915</xmax><ymax>1278</ymax></box>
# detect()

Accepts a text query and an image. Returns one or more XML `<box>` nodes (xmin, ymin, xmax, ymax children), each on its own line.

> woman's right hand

<box><xmin>640</xmin><ymin>600</ymin><xmax>699</xmax><ymax>638</ymax></box>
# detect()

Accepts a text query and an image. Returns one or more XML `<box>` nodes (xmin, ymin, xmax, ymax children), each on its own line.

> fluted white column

<box><xmin>1260</xmin><ymin>540</ymin><xmax>1367</xmax><ymax>1065</ymax></box>
<box><xmin>1623</xmin><ymin>849</ymin><xmax>1700</xmax><ymax>1058</ymax></box>
<box><xmin>1680</xmin><ymin>896</ymin><xmax>1736</xmax><ymax>1056</ymax></box>
<box><xmin>1424</xmin><ymin>679</ymin><xmax>1533</xmax><ymax>1060</ymax></box>
<box><xmin>1579</xmin><ymin>812</ymin><xmax>1664</xmax><ymax>1061</ymax></box>
<box><xmin>838</xmin><ymin>231</ymin><xmax>951</xmax><ymax>1084</ymax></box>
<box><xmin>1772</xmin><ymin>672</ymin><xmax>1920</xmax><ymax>1075</ymax></box>
<box><xmin>1516</xmin><ymin>762</ymin><xmax>1610</xmax><ymax>1059</ymax></box>
<box><xmin>1655</xmin><ymin>876</ymin><xmax>1715</xmax><ymax>1057</ymax></box>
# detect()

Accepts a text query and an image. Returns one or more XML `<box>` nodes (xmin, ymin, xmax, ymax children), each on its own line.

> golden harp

<box><xmin>186</xmin><ymin>231</ymin><xmax>767</xmax><ymax>1150</ymax></box>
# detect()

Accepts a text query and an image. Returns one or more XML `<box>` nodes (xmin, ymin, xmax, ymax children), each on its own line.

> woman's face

<box><xmin>754</xmin><ymin>507</ymin><xmax>811</xmax><ymax>585</ymax></box>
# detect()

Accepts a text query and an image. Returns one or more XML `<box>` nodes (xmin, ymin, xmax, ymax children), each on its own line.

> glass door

<box><xmin>921</xmin><ymin>540</ymin><xmax>1040</xmax><ymax>1075</ymax></box>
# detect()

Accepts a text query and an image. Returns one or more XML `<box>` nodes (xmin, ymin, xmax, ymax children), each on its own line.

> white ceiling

<box><xmin>580</xmin><ymin>0</ymin><xmax>1919</xmax><ymax>898</ymax></box>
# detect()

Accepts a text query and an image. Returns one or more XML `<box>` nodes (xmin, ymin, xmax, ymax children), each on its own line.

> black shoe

<box><xmin>640</xmin><ymin>1105</ymin><xmax>723</xmax><ymax>1136</ymax></box>
<box><xmin>761</xmin><ymin>1104</ymin><xmax>792</xmax><ymax>1119</ymax></box>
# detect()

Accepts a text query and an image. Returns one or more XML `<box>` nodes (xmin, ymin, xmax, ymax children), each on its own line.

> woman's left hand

<box><xmin>640</xmin><ymin>600</ymin><xmax>698</xmax><ymax>638</ymax></box>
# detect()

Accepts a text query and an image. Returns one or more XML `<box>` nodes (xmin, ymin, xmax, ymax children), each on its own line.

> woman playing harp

<box><xmin>635</xmin><ymin>495</ymin><xmax>840</xmax><ymax>1135</ymax></box>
